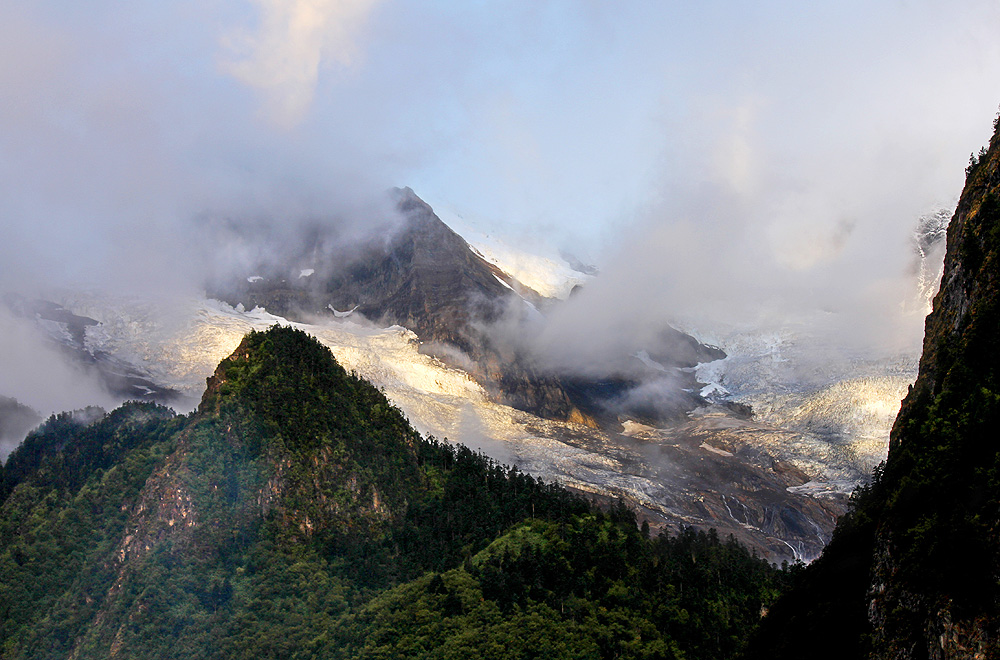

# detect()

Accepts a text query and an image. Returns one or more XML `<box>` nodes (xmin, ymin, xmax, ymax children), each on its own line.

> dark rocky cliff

<box><xmin>863</xmin><ymin>120</ymin><xmax>1000</xmax><ymax>660</ymax></box>
<box><xmin>745</xmin><ymin>119</ymin><xmax>1000</xmax><ymax>659</ymax></box>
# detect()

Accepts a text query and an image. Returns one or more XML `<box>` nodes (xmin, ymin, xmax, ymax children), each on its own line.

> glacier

<box><xmin>35</xmin><ymin>288</ymin><xmax>907</xmax><ymax>564</ymax></box>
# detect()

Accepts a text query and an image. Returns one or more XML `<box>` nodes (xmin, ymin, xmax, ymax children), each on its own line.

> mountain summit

<box><xmin>0</xmin><ymin>324</ymin><xmax>783</xmax><ymax>659</ymax></box>
<box><xmin>213</xmin><ymin>187</ymin><xmax>722</xmax><ymax>427</ymax></box>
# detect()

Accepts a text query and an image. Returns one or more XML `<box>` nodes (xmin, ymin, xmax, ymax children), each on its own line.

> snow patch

<box><xmin>699</xmin><ymin>382</ymin><xmax>729</xmax><ymax>398</ymax></box>
<box><xmin>700</xmin><ymin>442</ymin><xmax>734</xmax><ymax>457</ymax></box>
<box><xmin>786</xmin><ymin>480</ymin><xmax>856</xmax><ymax>499</ymax></box>
<box><xmin>328</xmin><ymin>304</ymin><xmax>359</xmax><ymax>318</ymax></box>
<box><xmin>298</xmin><ymin>269</ymin><xmax>314</xmax><ymax>278</ymax></box>
<box><xmin>471</xmin><ymin>243</ymin><xmax>589</xmax><ymax>299</ymax></box>
<box><xmin>694</xmin><ymin>356</ymin><xmax>729</xmax><ymax>398</ymax></box>
<box><xmin>36</xmin><ymin>317</ymin><xmax>74</xmax><ymax>344</ymax></box>
<box><xmin>492</xmin><ymin>274</ymin><xmax>513</xmax><ymax>290</ymax></box>
<box><xmin>634</xmin><ymin>350</ymin><xmax>669</xmax><ymax>373</ymax></box>
<box><xmin>430</xmin><ymin>204</ymin><xmax>592</xmax><ymax>299</ymax></box>
<box><xmin>621</xmin><ymin>420</ymin><xmax>655</xmax><ymax>436</ymax></box>
<box><xmin>247</xmin><ymin>276</ymin><xmax>263</xmax><ymax>283</ymax></box>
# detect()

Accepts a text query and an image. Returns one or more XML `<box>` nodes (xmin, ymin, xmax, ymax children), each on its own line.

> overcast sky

<box><xmin>2</xmin><ymin>0</ymin><xmax>1000</xmax><ymax>411</ymax></box>
<box><xmin>3</xmin><ymin>1</ymin><xmax>999</xmax><ymax>275</ymax></box>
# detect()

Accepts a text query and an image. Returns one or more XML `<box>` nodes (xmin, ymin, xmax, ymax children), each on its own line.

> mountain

<box><xmin>1</xmin><ymin>191</ymin><xmax>917</xmax><ymax>568</ymax></box>
<box><xmin>211</xmin><ymin>187</ymin><xmax>722</xmax><ymax>428</ymax></box>
<box><xmin>744</xmin><ymin>120</ymin><xmax>1000</xmax><ymax>659</ymax></box>
<box><xmin>0</xmin><ymin>325</ymin><xmax>784</xmax><ymax>659</ymax></box>
<box><xmin>31</xmin><ymin>294</ymin><xmax>850</xmax><ymax>565</ymax></box>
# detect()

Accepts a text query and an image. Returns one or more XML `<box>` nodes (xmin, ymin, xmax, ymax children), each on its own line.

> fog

<box><xmin>2</xmin><ymin>0</ymin><xmax>1000</xmax><ymax>428</ymax></box>
<box><xmin>532</xmin><ymin>177</ymin><xmax>942</xmax><ymax>378</ymax></box>
<box><xmin>0</xmin><ymin>308</ymin><xmax>119</xmax><ymax>423</ymax></box>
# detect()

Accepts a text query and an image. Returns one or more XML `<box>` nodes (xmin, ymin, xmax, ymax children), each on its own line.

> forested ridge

<box><xmin>0</xmin><ymin>325</ymin><xmax>787</xmax><ymax>660</ymax></box>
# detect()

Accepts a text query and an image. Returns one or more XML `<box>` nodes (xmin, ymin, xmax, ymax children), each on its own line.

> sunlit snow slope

<box><xmin>431</xmin><ymin>205</ymin><xmax>592</xmax><ymax>299</ymax></box>
<box><xmin>684</xmin><ymin>324</ymin><xmax>916</xmax><ymax>481</ymax></box>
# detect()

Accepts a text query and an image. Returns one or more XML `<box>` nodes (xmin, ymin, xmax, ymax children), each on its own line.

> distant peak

<box><xmin>391</xmin><ymin>186</ymin><xmax>433</xmax><ymax>214</ymax></box>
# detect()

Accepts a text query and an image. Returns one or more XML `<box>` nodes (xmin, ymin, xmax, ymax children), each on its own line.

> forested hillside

<box><xmin>0</xmin><ymin>325</ymin><xmax>785</xmax><ymax>660</ymax></box>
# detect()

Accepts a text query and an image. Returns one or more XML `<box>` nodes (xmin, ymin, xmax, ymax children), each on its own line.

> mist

<box><xmin>0</xmin><ymin>307</ymin><xmax>119</xmax><ymax>430</ymax></box>
<box><xmin>2</xmin><ymin>1</ymin><xmax>1000</xmax><ymax>427</ymax></box>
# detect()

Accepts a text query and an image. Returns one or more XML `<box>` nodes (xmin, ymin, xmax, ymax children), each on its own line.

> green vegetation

<box><xmin>0</xmin><ymin>402</ymin><xmax>182</xmax><ymax>657</ymax></box>
<box><xmin>331</xmin><ymin>520</ymin><xmax>784</xmax><ymax>660</ymax></box>
<box><xmin>0</xmin><ymin>326</ymin><xmax>787</xmax><ymax>659</ymax></box>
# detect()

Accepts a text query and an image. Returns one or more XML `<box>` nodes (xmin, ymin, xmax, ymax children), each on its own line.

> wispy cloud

<box><xmin>221</xmin><ymin>0</ymin><xmax>382</xmax><ymax>127</ymax></box>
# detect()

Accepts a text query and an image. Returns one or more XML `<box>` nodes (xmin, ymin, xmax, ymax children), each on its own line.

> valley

<box><xmin>0</xmin><ymin>192</ymin><xmax>936</xmax><ymax>565</ymax></box>
<box><xmin>2</xmin><ymin>3</ymin><xmax>997</xmax><ymax>655</ymax></box>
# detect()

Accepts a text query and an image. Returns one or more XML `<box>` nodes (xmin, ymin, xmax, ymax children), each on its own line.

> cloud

<box><xmin>0</xmin><ymin>308</ymin><xmax>118</xmax><ymax>421</ymax></box>
<box><xmin>1</xmin><ymin>0</ymin><xmax>1000</xmax><ymax>427</ymax></box>
<box><xmin>766</xmin><ymin>197</ymin><xmax>856</xmax><ymax>272</ymax></box>
<box><xmin>221</xmin><ymin>0</ymin><xmax>383</xmax><ymax>127</ymax></box>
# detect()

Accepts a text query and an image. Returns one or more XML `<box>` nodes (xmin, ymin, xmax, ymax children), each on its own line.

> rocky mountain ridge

<box><xmin>211</xmin><ymin>187</ymin><xmax>721</xmax><ymax>428</ymax></box>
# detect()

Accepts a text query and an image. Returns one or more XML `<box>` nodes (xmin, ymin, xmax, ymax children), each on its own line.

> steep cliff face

<box><xmin>864</xmin><ymin>121</ymin><xmax>1000</xmax><ymax>660</ymax></box>
<box><xmin>745</xmin><ymin>119</ymin><xmax>1000</xmax><ymax>660</ymax></box>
